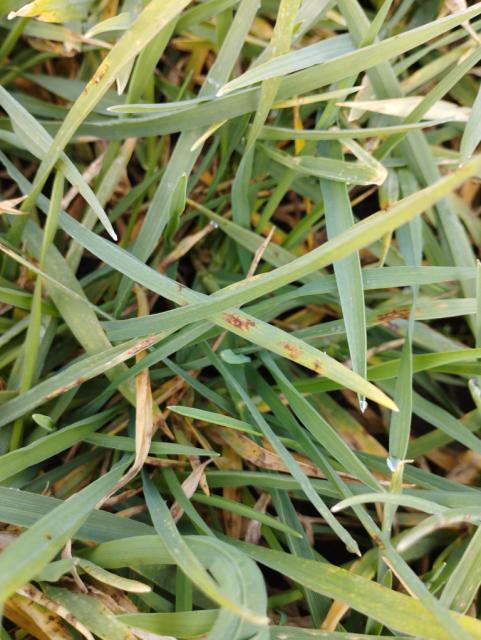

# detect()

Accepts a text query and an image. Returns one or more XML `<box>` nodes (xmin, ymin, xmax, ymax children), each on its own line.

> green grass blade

<box><xmin>0</xmin><ymin>460</ymin><xmax>129</xmax><ymax>602</ymax></box>
<box><xmin>319</xmin><ymin>140</ymin><xmax>367</xmax><ymax>408</ymax></box>
<box><xmin>142</xmin><ymin>471</ymin><xmax>268</xmax><ymax>626</ymax></box>
<box><xmin>461</xmin><ymin>83</ymin><xmax>481</xmax><ymax>161</ymax></box>
<box><xmin>227</xmin><ymin>540</ymin><xmax>481</xmax><ymax>640</ymax></box>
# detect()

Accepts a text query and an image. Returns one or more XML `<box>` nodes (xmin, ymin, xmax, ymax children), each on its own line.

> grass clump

<box><xmin>1</xmin><ymin>0</ymin><xmax>481</xmax><ymax>638</ymax></box>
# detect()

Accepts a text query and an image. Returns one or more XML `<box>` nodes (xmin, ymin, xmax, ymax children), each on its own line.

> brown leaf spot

<box><xmin>93</xmin><ymin>62</ymin><xmax>109</xmax><ymax>84</ymax></box>
<box><xmin>223</xmin><ymin>313</ymin><xmax>256</xmax><ymax>330</ymax></box>
<box><xmin>280</xmin><ymin>341</ymin><xmax>302</xmax><ymax>360</ymax></box>
<box><xmin>377</xmin><ymin>309</ymin><xmax>410</xmax><ymax>323</ymax></box>
<box><xmin>372</xmin><ymin>534</ymin><xmax>384</xmax><ymax>548</ymax></box>
<box><xmin>313</xmin><ymin>360</ymin><xmax>323</xmax><ymax>373</ymax></box>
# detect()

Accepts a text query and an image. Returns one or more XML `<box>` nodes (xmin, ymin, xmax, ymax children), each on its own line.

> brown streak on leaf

<box><xmin>218</xmin><ymin>427</ymin><xmax>323</xmax><ymax>478</ymax></box>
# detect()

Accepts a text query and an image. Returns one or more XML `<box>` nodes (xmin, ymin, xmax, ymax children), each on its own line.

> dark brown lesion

<box><xmin>223</xmin><ymin>313</ymin><xmax>256</xmax><ymax>330</ymax></box>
